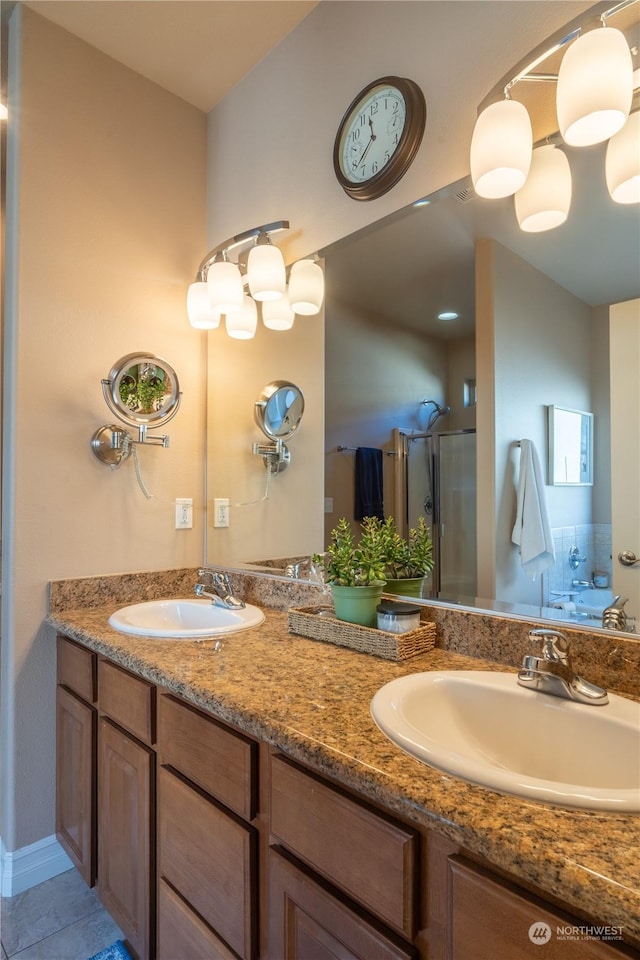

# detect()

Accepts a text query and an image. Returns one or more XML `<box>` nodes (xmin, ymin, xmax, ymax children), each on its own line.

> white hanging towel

<box><xmin>511</xmin><ymin>439</ymin><xmax>555</xmax><ymax>580</ymax></box>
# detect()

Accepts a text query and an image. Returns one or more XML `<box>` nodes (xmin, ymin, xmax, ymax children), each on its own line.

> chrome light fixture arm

<box><xmin>192</xmin><ymin>220</ymin><xmax>290</xmax><ymax>282</ymax></box>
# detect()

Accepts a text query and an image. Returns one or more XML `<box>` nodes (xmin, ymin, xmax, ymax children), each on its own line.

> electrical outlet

<box><xmin>324</xmin><ymin>497</ymin><xmax>334</xmax><ymax>514</ymax></box>
<box><xmin>214</xmin><ymin>497</ymin><xmax>230</xmax><ymax>528</ymax></box>
<box><xmin>175</xmin><ymin>498</ymin><xmax>193</xmax><ymax>529</ymax></box>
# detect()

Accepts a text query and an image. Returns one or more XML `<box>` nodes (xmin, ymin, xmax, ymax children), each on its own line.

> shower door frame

<box><xmin>397</xmin><ymin>427</ymin><xmax>476</xmax><ymax>598</ymax></box>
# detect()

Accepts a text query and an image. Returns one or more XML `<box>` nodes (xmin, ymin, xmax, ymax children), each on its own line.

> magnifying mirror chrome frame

<box><xmin>102</xmin><ymin>353</ymin><xmax>181</xmax><ymax>430</ymax></box>
<box><xmin>253</xmin><ymin>380</ymin><xmax>304</xmax><ymax>473</ymax></box>
<box><xmin>91</xmin><ymin>353</ymin><xmax>182</xmax><ymax>467</ymax></box>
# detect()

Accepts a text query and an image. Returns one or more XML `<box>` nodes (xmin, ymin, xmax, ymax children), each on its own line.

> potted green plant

<box><xmin>313</xmin><ymin>517</ymin><xmax>386</xmax><ymax>627</ymax></box>
<box><xmin>376</xmin><ymin>516</ymin><xmax>433</xmax><ymax>597</ymax></box>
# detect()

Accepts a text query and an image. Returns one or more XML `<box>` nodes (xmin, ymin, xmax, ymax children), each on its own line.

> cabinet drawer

<box><xmin>159</xmin><ymin>694</ymin><xmax>256</xmax><ymax>820</ymax></box>
<box><xmin>269</xmin><ymin>850</ymin><xmax>416</xmax><ymax>960</ymax></box>
<box><xmin>158</xmin><ymin>767</ymin><xmax>257</xmax><ymax>960</ymax></box>
<box><xmin>449</xmin><ymin>857</ymin><xmax>630</xmax><ymax>960</ymax></box>
<box><xmin>99</xmin><ymin>659</ymin><xmax>155</xmax><ymax>744</ymax></box>
<box><xmin>158</xmin><ymin>880</ymin><xmax>237</xmax><ymax>960</ymax></box>
<box><xmin>270</xmin><ymin>755</ymin><xmax>418</xmax><ymax>940</ymax></box>
<box><xmin>57</xmin><ymin>635</ymin><xmax>96</xmax><ymax>703</ymax></box>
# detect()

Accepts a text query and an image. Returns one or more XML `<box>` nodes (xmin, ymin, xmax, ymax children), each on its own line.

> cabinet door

<box><xmin>269</xmin><ymin>850</ymin><xmax>416</xmax><ymax>960</ymax></box>
<box><xmin>449</xmin><ymin>857</ymin><xmax>633</xmax><ymax>960</ymax></box>
<box><xmin>56</xmin><ymin>686</ymin><xmax>96</xmax><ymax>886</ymax></box>
<box><xmin>157</xmin><ymin>879</ymin><xmax>237</xmax><ymax>960</ymax></box>
<box><xmin>158</xmin><ymin>767</ymin><xmax>257</xmax><ymax>960</ymax></box>
<box><xmin>98</xmin><ymin>718</ymin><xmax>154</xmax><ymax>960</ymax></box>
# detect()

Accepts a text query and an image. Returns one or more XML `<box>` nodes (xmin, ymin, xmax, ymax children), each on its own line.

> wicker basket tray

<box><xmin>287</xmin><ymin>605</ymin><xmax>437</xmax><ymax>661</ymax></box>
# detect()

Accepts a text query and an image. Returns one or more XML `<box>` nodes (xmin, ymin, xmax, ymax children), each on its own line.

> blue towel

<box><xmin>354</xmin><ymin>447</ymin><xmax>384</xmax><ymax>521</ymax></box>
<box><xmin>88</xmin><ymin>941</ymin><xmax>133</xmax><ymax>960</ymax></box>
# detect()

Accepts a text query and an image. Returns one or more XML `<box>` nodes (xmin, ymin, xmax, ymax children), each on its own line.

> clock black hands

<box><xmin>356</xmin><ymin>122</ymin><xmax>377</xmax><ymax>169</ymax></box>
<box><xmin>334</xmin><ymin>76</ymin><xmax>426</xmax><ymax>201</ymax></box>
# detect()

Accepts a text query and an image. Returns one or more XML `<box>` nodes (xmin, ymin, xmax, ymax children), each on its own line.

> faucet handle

<box><xmin>528</xmin><ymin>628</ymin><xmax>570</xmax><ymax>663</ymax></box>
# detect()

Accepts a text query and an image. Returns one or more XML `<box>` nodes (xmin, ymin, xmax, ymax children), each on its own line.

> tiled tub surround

<box><xmin>48</xmin><ymin>568</ymin><xmax>640</xmax><ymax>949</ymax></box>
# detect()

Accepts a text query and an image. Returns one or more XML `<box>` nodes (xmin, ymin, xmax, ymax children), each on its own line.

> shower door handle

<box><xmin>618</xmin><ymin>550</ymin><xmax>640</xmax><ymax>567</ymax></box>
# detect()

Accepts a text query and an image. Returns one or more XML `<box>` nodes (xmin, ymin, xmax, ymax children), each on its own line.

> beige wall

<box><xmin>476</xmin><ymin>240</ymin><xmax>595</xmax><ymax>606</ymax></box>
<box><xmin>2</xmin><ymin>7</ymin><xmax>206</xmax><ymax>857</ymax></box>
<box><xmin>203</xmin><ymin>0</ymin><xmax>588</xmax><ymax>559</ymax></box>
<box><xmin>205</xmin><ymin>312</ymin><xmax>325</xmax><ymax>565</ymax></box>
<box><xmin>205</xmin><ymin>2</ymin><xmax>593</xmax><ymax>263</ymax></box>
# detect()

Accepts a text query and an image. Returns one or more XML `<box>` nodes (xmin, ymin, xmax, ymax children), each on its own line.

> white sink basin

<box><xmin>371</xmin><ymin>671</ymin><xmax>640</xmax><ymax>812</ymax></box>
<box><xmin>109</xmin><ymin>598</ymin><xmax>265</xmax><ymax>639</ymax></box>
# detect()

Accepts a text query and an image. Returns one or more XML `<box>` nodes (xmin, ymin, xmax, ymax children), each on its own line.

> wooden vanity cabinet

<box><xmin>56</xmin><ymin>636</ymin><xmax>98</xmax><ymax>886</ymax></box>
<box><xmin>56</xmin><ymin>635</ymin><xmax>639</xmax><ymax>960</ymax></box>
<box><xmin>97</xmin><ymin>660</ymin><xmax>156</xmax><ymax>960</ymax></box>
<box><xmin>156</xmin><ymin>693</ymin><xmax>260</xmax><ymax>960</ymax></box>
<box><xmin>268</xmin><ymin>754</ymin><xmax>421</xmax><ymax>959</ymax></box>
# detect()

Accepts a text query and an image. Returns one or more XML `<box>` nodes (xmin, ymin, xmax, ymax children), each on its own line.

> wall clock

<box><xmin>333</xmin><ymin>76</ymin><xmax>426</xmax><ymax>201</ymax></box>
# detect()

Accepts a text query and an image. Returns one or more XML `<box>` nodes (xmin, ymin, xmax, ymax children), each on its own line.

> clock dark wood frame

<box><xmin>333</xmin><ymin>76</ymin><xmax>426</xmax><ymax>202</ymax></box>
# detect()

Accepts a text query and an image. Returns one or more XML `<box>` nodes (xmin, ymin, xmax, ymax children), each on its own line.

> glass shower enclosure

<box><xmin>404</xmin><ymin>429</ymin><xmax>477</xmax><ymax>599</ymax></box>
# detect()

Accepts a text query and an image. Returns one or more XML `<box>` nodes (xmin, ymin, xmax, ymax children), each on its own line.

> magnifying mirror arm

<box><xmin>252</xmin><ymin>439</ymin><xmax>291</xmax><ymax>473</ymax></box>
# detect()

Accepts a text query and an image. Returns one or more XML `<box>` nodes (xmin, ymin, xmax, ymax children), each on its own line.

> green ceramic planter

<box><xmin>330</xmin><ymin>583</ymin><xmax>385</xmax><ymax>628</ymax></box>
<box><xmin>383</xmin><ymin>577</ymin><xmax>426</xmax><ymax>598</ymax></box>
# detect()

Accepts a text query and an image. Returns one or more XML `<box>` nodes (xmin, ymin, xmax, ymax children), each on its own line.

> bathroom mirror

<box><xmin>254</xmin><ymin>380</ymin><xmax>304</xmax><ymax>441</ymax></box>
<box><xmin>102</xmin><ymin>353</ymin><xmax>181</xmax><ymax>429</ymax></box>
<box><xmin>548</xmin><ymin>405</ymin><xmax>593</xmax><ymax>486</ymax></box>
<box><xmin>207</xmin><ymin>10</ymin><xmax>640</xmax><ymax>637</ymax></box>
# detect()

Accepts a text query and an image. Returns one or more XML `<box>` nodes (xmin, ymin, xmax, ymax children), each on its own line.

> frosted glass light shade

<box><xmin>606</xmin><ymin>110</ymin><xmax>640</xmax><ymax>204</ymax></box>
<box><xmin>262</xmin><ymin>294</ymin><xmax>295</xmax><ymax>330</ymax></box>
<box><xmin>470</xmin><ymin>99</ymin><xmax>533</xmax><ymax>199</ymax></box>
<box><xmin>225</xmin><ymin>295</ymin><xmax>257</xmax><ymax>340</ymax></box>
<box><xmin>247</xmin><ymin>243</ymin><xmax>286</xmax><ymax>301</ymax></box>
<box><xmin>187</xmin><ymin>281</ymin><xmax>221</xmax><ymax>329</ymax></box>
<box><xmin>288</xmin><ymin>260</ymin><xmax>324</xmax><ymax>316</ymax></box>
<box><xmin>515</xmin><ymin>145</ymin><xmax>572</xmax><ymax>233</ymax></box>
<box><xmin>557</xmin><ymin>27</ymin><xmax>633</xmax><ymax>147</ymax></box>
<box><xmin>207</xmin><ymin>260</ymin><xmax>243</xmax><ymax>314</ymax></box>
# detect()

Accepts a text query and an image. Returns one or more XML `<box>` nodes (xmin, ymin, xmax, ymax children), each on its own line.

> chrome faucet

<box><xmin>195</xmin><ymin>569</ymin><xmax>245</xmax><ymax>609</ymax></box>
<box><xmin>602</xmin><ymin>595</ymin><xmax>629</xmax><ymax>631</ymax></box>
<box><xmin>518</xmin><ymin>628</ymin><xmax>608</xmax><ymax>705</ymax></box>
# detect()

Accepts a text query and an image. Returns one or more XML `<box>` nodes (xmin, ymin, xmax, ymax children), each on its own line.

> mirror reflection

<box><xmin>103</xmin><ymin>353</ymin><xmax>181</xmax><ymax>427</ymax></box>
<box><xmin>316</xmin><ymin>138</ymin><xmax>639</xmax><ymax>635</ymax></box>
<box><xmin>548</xmin><ymin>405</ymin><xmax>593</xmax><ymax>486</ymax></box>
<box><xmin>254</xmin><ymin>380</ymin><xmax>305</xmax><ymax>441</ymax></box>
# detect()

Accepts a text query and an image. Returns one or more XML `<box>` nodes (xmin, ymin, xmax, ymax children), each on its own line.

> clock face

<box><xmin>333</xmin><ymin>76</ymin><xmax>426</xmax><ymax>201</ymax></box>
<box><xmin>338</xmin><ymin>83</ymin><xmax>407</xmax><ymax>185</ymax></box>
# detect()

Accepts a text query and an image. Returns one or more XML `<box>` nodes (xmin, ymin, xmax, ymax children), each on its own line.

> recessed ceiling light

<box><xmin>413</xmin><ymin>197</ymin><xmax>431</xmax><ymax>207</ymax></box>
<box><xmin>438</xmin><ymin>311</ymin><xmax>459</xmax><ymax>321</ymax></box>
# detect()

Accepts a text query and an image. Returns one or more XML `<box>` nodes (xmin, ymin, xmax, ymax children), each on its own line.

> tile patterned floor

<box><xmin>0</xmin><ymin>869</ymin><xmax>123</xmax><ymax>960</ymax></box>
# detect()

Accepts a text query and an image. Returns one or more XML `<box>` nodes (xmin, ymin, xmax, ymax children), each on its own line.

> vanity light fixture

<box><xmin>606</xmin><ymin>106</ymin><xmax>640</xmax><ymax>202</ymax></box>
<box><xmin>187</xmin><ymin>221</ymin><xmax>324</xmax><ymax>339</ymax></box>
<box><xmin>470</xmin><ymin>0</ymin><xmax>639</xmax><ymax>231</ymax></box>
<box><xmin>515</xmin><ymin>143</ymin><xmax>572</xmax><ymax>232</ymax></box>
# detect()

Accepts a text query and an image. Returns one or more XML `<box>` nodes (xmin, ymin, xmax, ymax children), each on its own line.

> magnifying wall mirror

<box><xmin>91</xmin><ymin>353</ymin><xmax>181</xmax><ymax>467</ymax></box>
<box><xmin>102</xmin><ymin>353</ymin><xmax>181</xmax><ymax>429</ymax></box>
<box><xmin>252</xmin><ymin>380</ymin><xmax>304</xmax><ymax>472</ymax></box>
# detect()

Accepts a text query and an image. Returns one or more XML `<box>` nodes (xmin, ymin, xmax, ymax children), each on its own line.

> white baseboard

<box><xmin>1</xmin><ymin>834</ymin><xmax>74</xmax><ymax>897</ymax></box>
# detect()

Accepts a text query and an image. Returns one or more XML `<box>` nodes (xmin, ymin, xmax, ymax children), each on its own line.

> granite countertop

<box><xmin>47</xmin><ymin>603</ymin><xmax>640</xmax><ymax>948</ymax></box>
